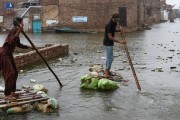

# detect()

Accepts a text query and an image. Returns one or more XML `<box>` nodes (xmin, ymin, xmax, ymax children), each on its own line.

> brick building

<box><xmin>0</xmin><ymin>0</ymin><xmax>163</xmax><ymax>32</ymax></box>
<box><xmin>137</xmin><ymin>0</ymin><xmax>146</xmax><ymax>27</ymax></box>
<box><xmin>57</xmin><ymin>0</ymin><xmax>143</xmax><ymax>30</ymax></box>
<box><xmin>40</xmin><ymin>0</ymin><xmax>59</xmax><ymax>31</ymax></box>
<box><xmin>40</xmin><ymin>0</ymin><xmax>58</xmax><ymax>6</ymax></box>
<box><xmin>145</xmin><ymin>0</ymin><xmax>161</xmax><ymax>24</ymax></box>
<box><xmin>0</xmin><ymin>0</ymin><xmax>28</xmax><ymax>30</ymax></box>
<box><xmin>41</xmin><ymin>0</ymin><xmax>147</xmax><ymax>32</ymax></box>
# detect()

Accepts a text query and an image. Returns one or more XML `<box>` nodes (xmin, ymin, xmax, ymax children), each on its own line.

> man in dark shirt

<box><xmin>103</xmin><ymin>13</ymin><xmax>126</xmax><ymax>78</ymax></box>
<box><xmin>0</xmin><ymin>17</ymin><xmax>32</xmax><ymax>99</ymax></box>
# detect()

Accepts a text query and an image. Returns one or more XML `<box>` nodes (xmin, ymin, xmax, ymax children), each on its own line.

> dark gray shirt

<box><xmin>103</xmin><ymin>20</ymin><xmax>117</xmax><ymax>46</ymax></box>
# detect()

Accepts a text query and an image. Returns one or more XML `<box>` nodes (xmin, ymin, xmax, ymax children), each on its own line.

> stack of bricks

<box><xmin>14</xmin><ymin>44</ymin><xmax>69</xmax><ymax>70</ymax></box>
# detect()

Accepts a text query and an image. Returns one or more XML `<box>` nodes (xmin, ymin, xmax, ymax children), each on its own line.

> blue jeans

<box><xmin>104</xmin><ymin>46</ymin><xmax>114</xmax><ymax>70</ymax></box>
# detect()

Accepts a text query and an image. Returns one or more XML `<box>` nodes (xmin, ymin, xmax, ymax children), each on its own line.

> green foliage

<box><xmin>80</xmin><ymin>75</ymin><xmax>99</xmax><ymax>90</ymax></box>
<box><xmin>98</xmin><ymin>78</ymin><xmax>119</xmax><ymax>90</ymax></box>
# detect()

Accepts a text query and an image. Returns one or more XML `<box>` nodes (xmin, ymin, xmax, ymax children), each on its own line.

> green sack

<box><xmin>80</xmin><ymin>74</ymin><xmax>92</xmax><ymax>82</ymax></box>
<box><xmin>80</xmin><ymin>74</ymin><xmax>91</xmax><ymax>88</ymax></box>
<box><xmin>87</xmin><ymin>78</ymin><xmax>99</xmax><ymax>90</ymax></box>
<box><xmin>98</xmin><ymin>78</ymin><xmax>119</xmax><ymax>90</ymax></box>
<box><xmin>80</xmin><ymin>75</ymin><xmax>99</xmax><ymax>90</ymax></box>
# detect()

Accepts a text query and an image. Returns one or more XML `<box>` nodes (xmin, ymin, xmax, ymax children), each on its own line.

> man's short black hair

<box><xmin>111</xmin><ymin>13</ymin><xmax>119</xmax><ymax>18</ymax></box>
<box><xmin>13</xmin><ymin>17</ymin><xmax>23</xmax><ymax>26</ymax></box>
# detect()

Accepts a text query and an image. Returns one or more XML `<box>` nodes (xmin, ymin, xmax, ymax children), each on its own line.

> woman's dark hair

<box><xmin>13</xmin><ymin>17</ymin><xmax>23</xmax><ymax>26</ymax></box>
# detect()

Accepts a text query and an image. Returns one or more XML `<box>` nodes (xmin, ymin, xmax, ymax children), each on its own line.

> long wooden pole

<box><xmin>21</xmin><ymin>30</ymin><xmax>63</xmax><ymax>87</ymax></box>
<box><xmin>119</xmin><ymin>26</ymin><xmax>141</xmax><ymax>91</ymax></box>
<box><xmin>14</xmin><ymin>19</ymin><xmax>63</xmax><ymax>87</ymax></box>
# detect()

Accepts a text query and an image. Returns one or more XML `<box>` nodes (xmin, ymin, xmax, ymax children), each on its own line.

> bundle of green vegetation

<box><xmin>80</xmin><ymin>75</ymin><xmax>119</xmax><ymax>90</ymax></box>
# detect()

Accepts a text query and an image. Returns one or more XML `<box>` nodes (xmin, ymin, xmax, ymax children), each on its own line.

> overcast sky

<box><xmin>166</xmin><ymin>0</ymin><xmax>179</xmax><ymax>9</ymax></box>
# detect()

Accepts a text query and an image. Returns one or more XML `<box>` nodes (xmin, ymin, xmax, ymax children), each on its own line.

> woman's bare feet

<box><xmin>4</xmin><ymin>94</ymin><xmax>16</xmax><ymax>100</ymax></box>
<box><xmin>11</xmin><ymin>92</ymin><xmax>19</xmax><ymax>98</ymax></box>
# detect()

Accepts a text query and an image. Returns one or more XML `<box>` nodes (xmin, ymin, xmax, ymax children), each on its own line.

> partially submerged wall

<box><xmin>14</xmin><ymin>44</ymin><xmax>69</xmax><ymax>69</ymax></box>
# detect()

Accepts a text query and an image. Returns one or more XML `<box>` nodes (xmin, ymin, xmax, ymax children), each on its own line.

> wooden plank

<box><xmin>19</xmin><ymin>94</ymin><xmax>42</xmax><ymax>99</ymax></box>
<box><xmin>0</xmin><ymin>89</ymin><xmax>34</xmax><ymax>94</ymax></box>
<box><xmin>0</xmin><ymin>91</ymin><xmax>42</xmax><ymax>104</ymax></box>
<box><xmin>0</xmin><ymin>90</ymin><xmax>36</xmax><ymax>99</ymax></box>
<box><xmin>19</xmin><ymin>92</ymin><xmax>37</xmax><ymax>97</ymax></box>
<box><xmin>0</xmin><ymin>97</ymin><xmax>49</xmax><ymax>108</ymax></box>
<box><xmin>0</xmin><ymin>95</ymin><xmax>45</xmax><ymax>104</ymax></box>
<box><xmin>15</xmin><ymin>90</ymin><xmax>35</xmax><ymax>94</ymax></box>
<box><xmin>0</xmin><ymin>95</ymin><xmax>43</xmax><ymax>104</ymax></box>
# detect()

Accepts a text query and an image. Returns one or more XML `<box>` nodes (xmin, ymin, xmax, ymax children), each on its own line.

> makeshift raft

<box><xmin>81</xmin><ymin>64</ymin><xmax>129</xmax><ymax>90</ymax></box>
<box><xmin>0</xmin><ymin>91</ymin><xmax>47</xmax><ymax>108</ymax></box>
<box><xmin>80</xmin><ymin>74</ymin><xmax>129</xmax><ymax>90</ymax></box>
<box><xmin>0</xmin><ymin>85</ymin><xmax>59</xmax><ymax>114</ymax></box>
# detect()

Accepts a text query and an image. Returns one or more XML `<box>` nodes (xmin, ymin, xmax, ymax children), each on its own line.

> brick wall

<box><xmin>145</xmin><ymin>0</ymin><xmax>161</xmax><ymax>24</ymax></box>
<box><xmin>152</xmin><ymin>0</ymin><xmax>161</xmax><ymax>23</ymax></box>
<box><xmin>41</xmin><ymin>5</ymin><xmax>59</xmax><ymax>28</ymax></box>
<box><xmin>0</xmin><ymin>0</ymin><xmax>28</xmax><ymax>15</ymax></box>
<box><xmin>58</xmin><ymin>0</ymin><xmax>139</xmax><ymax>30</ymax></box>
<box><xmin>137</xmin><ymin>0</ymin><xmax>146</xmax><ymax>27</ymax></box>
<box><xmin>41</xmin><ymin>0</ymin><xmax>58</xmax><ymax>6</ymax></box>
<box><xmin>14</xmin><ymin>44</ymin><xmax>69</xmax><ymax>70</ymax></box>
<box><xmin>0</xmin><ymin>0</ymin><xmax>29</xmax><ymax>30</ymax></box>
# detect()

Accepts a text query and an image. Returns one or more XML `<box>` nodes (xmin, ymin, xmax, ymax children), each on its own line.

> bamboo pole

<box><xmin>14</xmin><ymin>19</ymin><xmax>63</xmax><ymax>87</ymax></box>
<box><xmin>21</xmin><ymin>30</ymin><xmax>63</xmax><ymax>87</ymax></box>
<box><xmin>119</xmin><ymin>26</ymin><xmax>141</xmax><ymax>91</ymax></box>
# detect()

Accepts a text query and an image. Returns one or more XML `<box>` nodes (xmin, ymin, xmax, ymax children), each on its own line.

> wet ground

<box><xmin>0</xmin><ymin>19</ymin><xmax>180</xmax><ymax>120</ymax></box>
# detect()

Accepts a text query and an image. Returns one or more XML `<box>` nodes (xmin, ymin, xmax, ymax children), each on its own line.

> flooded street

<box><xmin>0</xmin><ymin>19</ymin><xmax>180</xmax><ymax>120</ymax></box>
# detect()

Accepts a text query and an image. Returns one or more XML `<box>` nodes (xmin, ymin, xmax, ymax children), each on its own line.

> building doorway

<box><xmin>119</xmin><ymin>7</ymin><xmax>127</xmax><ymax>27</ymax></box>
<box><xmin>32</xmin><ymin>20</ymin><xmax>42</xmax><ymax>33</ymax></box>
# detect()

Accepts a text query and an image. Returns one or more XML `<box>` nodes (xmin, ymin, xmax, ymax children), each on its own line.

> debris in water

<box><xmin>73</xmin><ymin>52</ymin><xmax>78</xmax><ymax>55</ymax></box>
<box><xmin>101</xmin><ymin>57</ymin><xmax>106</xmax><ymax>60</ymax></box>
<box><xmin>118</xmin><ymin>67</ymin><xmax>125</xmax><ymax>70</ymax></box>
<box><xmin>151</xmin><ymin>67</ymin><xmax>163</xmax><ymax>72</ymax></box>
<box><xmin>122</xmin><ymin>60</ymin><xmax>127</xmax><ymax>63</ymax></box>
<box><xmin>141</xmin><ymin>66</ymin><xmax>147</xmax><ymax>69</ymax></box>
<box><xmin>169</xmin><ymin>49</ymin><xmax>175</xmax><ymax>52</ymax></box>
<box><xmin>58</xmin><ymin>58</ymin><xmax>63</xmax><ymax>61</ymax></box>
<box><xmin>167</xmin><ymin>57</ymin><xmax>173</xmax><ymax>59</ymax></box>
<box><xmin>20</xmin><ymin>70</ymin><xmax>24</xmax><ymax>73</ymax></box>
<box><xmin>30</xmin><ymin>79</ymin><xmax>36</xmax><ymax>83</ymax></box>
<box><xmin>170</xmin><ymin>66</ymin><xmax>176</xmax><ymax>69</ymax></box>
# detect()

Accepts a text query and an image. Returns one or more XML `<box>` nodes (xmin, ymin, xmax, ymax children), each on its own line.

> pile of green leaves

<box><xmin>80</xmin><ymin>75</ymin><xmax>119</xmax><ymax>90</ymax></box>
